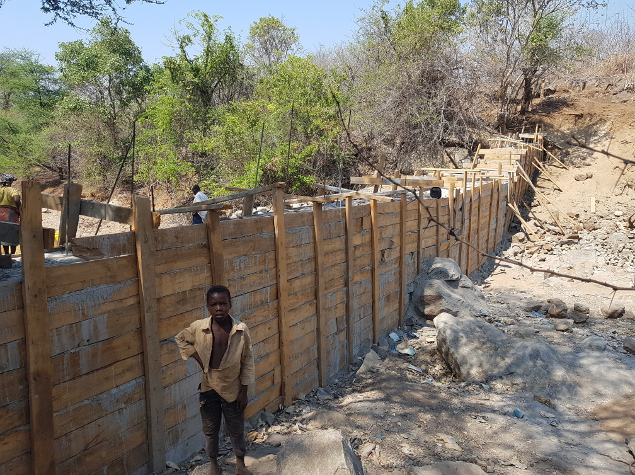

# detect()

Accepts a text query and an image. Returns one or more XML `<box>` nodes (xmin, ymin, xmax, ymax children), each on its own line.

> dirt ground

<box><xmin>28</xmin><ymin>79</ymin><xmax>635</xmax><ymax>474</ymax></box>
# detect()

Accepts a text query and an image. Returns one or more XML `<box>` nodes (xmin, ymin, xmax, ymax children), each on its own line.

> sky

<box><xmin>0</xmin><ymin>0</ymin><xmax>633</xmax><ymax>67</ymax></box>
<box><xmin>0</xmin><ymin>0</ymin><xmax>380</xmax><ymax>66</ymax></box>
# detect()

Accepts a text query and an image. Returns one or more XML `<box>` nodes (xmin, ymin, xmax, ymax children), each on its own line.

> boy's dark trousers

<box><xmin>199</xmin><ymin>389</ymin><xmax>247</xmax><ymax>458</ymax></box>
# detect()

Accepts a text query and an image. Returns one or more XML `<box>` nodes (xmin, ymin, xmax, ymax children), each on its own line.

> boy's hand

<box><xmin>236</xmin><ymin>385</ymin><xmax>248</xmax><ymax>411</ymax></box>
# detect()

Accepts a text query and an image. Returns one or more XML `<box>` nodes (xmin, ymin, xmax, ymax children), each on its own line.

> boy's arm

<box><xmin>239</xmin><ymin>327</ymin><xmax>255</xmax><ymax>388</ymax></box>
<box><xmin>175</xmin><ymin>325</ymin><xmax>198</xmax><ymax>361</ymax></box>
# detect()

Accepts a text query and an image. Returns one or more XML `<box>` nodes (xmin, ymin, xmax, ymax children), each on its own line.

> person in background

<box><xmin>0</xmin><ymin>174</ymin><xmax>20</xmax><ymax>255</ymax></box>
<box><xmin>192</xmin><ymin>184</ymin><xmax>209</xmax><ymax>225</ymax></box>
<box><xmin>175</xmin><ymin>285</ymin><xmax>254</xmax><ymax>475</ymax></box>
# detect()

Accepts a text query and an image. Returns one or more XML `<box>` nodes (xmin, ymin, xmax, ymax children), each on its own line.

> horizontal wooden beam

<box><xmin>350</xmin><ymin>176</ymin><xmax>445</xmax><ymax>187</ymax></box>
<box><xmin>284</xmin><ymin>194</ymin><xmax>335</xmax><ymax>203</ymax></box>
<box><xmin>156</xmin><ymin>203</ymin><xmax>232</xmax><ymax>215</ymax></box>
<box><xmin>41</xmin><ymin>193</ymin><xmax>134</xmax><ymax>224</ymax></box>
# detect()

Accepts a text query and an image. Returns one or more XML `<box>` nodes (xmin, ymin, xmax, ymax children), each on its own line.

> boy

<box><xmin>175</xmin><ymin>285</ymin><xmax>254</xmax><ymax>475</ymax></box>
<box><xmin>191</xmin><ymin>184</ymin><xmax>209</xmax><ymax>225</ymax></box>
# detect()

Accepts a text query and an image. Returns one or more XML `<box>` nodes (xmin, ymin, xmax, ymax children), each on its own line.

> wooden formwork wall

<box><xmin>0</xmin><ymin>167</ymin><xmax>518</xmax><ymax>474</ymax></box>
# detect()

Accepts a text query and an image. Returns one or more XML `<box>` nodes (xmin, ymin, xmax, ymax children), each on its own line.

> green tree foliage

<box><xmin>54</xmin><ymin>17</ymin><xmax>150</xmax><ymax>183</ymax></box>
<box><xmin>245</xmin><ymin>16</ymin><xmax>299</xmax><ymax>69</ymax></box>
<box><xmin>0</xmin><ymin>0</ymin><xmax>163</xmax><ymax>27</ymax></box>
<box><xmin>137</xmin><ymin>11</ymin><xmax>251</xmax><ymax>187</ymax></box>
<box><xmin>0</xmin><ymin>49</ymin><xmax>62</xmax><ymax>175</ymax></box>
<box><xmin>346</xmin><ymin>0</ymin><xmax>474</xmax><ymax>168</ymax></box>
<box><xmin>205</xmin><ymin>55</ymin><xmax>344</xmax><ymax>194</ymax></box>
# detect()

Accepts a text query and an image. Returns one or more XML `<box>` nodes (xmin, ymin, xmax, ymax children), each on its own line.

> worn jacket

<box><xmin>175</xmin><ymin>316</ymin><xmax>255</xmax><ymax>402</ymax></box>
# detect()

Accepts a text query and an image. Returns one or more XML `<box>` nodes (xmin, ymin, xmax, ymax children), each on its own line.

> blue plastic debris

<box><xmin>513</xmin><ymin>409</ymin><xmax>524</xmax><ymax>419</ymax></box>
<box><xmin>476</xmin><ymin>313</ymin><xmax>489</xmax><ymax>317</ymax></box>
<box><xmin>533</xmin><ymin>311</ymin><xmax>545</xmax><ymax>318</ymax></box>
<box><xmin>376</xmin><ymin>435</ymin><xmax>385</xmax><ymax>439</ymax></box>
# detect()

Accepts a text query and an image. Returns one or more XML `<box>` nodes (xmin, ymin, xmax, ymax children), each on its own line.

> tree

<box><xmin>0</xmin><ymin>49</ymin><xmax>62</xmax><ymax>175</ymax></box>
<box><xmin>0</xmin><ymin>0</ymin><xmax>163</xmax><ymax>26</ymax></box>
<box><xmin>54</xmin><ymin>17</ymin><xmax>150</xmax><ymax>183</ymax></box>
<box><xmin>468</xmin><ymin>0</ymin><xmax>591</xmax><ymax>128</ymax></box>
<box><xmin>245</xmin><ymin>16</ymin><xmax>299</xmax><ymax>69</ymax></box>
<box><xmin>136</xmin><ymin>11</ymin><xmax>251</xmax><ymax>188</ymax></box>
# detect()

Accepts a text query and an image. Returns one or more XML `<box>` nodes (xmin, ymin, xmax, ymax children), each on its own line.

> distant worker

<box><xmin>192</xmin><ymin>184</ymin><xmax>209</xmax><ymax>225</ymax></box>
<box><xmin>0</xmin><ymin>174</ymin><xmax>20</xmax><ymax>255</ymax></box>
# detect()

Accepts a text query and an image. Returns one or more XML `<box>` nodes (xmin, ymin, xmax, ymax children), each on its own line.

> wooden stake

<box><xmin>485</xmin><ymin>180</ymin><xmax>495</xmax><ymax>261</ymax></box>
<box><xmin>243</xmin><ymin>194</ymin><xmax>254</xmax><ymax>217</ymax></box>
<box><xmin>470</xmin><ymin>144</ymin><xmax>482</xmax><ymax>169</ymax></box>
<box><xmin>312</xmin><ymin>202</ymin><xmax>328</xmax><ymax>387</ymax></box>
<box><xmin>205</xmin><ymin>210</ymin><xmax>225</xmax><ymax>285</ymax></box>
<box><xmin>532</xmin><ymin>158</ymin><xmax>563</xmax><ymax>191</ymax></box>
<box><xmin>272</xmin><ymin>185</ymin><xmax>292</xmax><ymax>406</ymax></box>
<box><xmin>508</xmin><ymin>202</ymin><xmax>540</xmax><ymax>241</ymax></box>
<box><xmin>399</xmin><ymin>194</ymin><xmax>407</xmax><ymax>326</ymax></box>
<box><xmin>448</xmin><ymin>182</ymin><xmax>455</xmax><ymax>258</ymax></box>
<box><xmin>59</xmin><ymin>182</ymin><xmax>82</xmax><ymax>247</ymax></box>
<box><xmin>132</xmin><ymin>194</ymin><xmax>166</xmax><ymax>472</ymax></box>
<box><xmin>21</xmin><ymin>182</ymin><xmax>55</xmax><ymax>475</ymax></box>
<box><xmin>345</xmin><ymin>196</ymin><xmax>355</xmax><ymax>363</ymax></box>
<box><xmin>370</xmin><ymin>199</ymin><xmax>381</xmax><ymax>343</ymax></box>
<box><xmin>373</xmin><ymin>153</ymin><xmax>386</xmax><ymax>193</ymax></box>
<box><xmin>517</xmin><ymin>166</ymin><xmax>574</xmax><ymax>225</ymax></box>
<box><xmin>391</xmin><ymin>170</ymin><xmax>400</xmax><ymax>191</ymax></box>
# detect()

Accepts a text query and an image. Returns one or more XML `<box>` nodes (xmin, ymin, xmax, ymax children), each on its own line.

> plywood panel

<box><xmin>221</xmin><ymin>215</ymin><xmax>274</xmax><ymax>240</ymax></box>
<box><xmin>223</xmin><ymin>234</ymin><xmax>275</xmax><ymax>261</ymax></box>
<box><xmin>154</xmin><ymin>243</ymin><xmax>211</xmax><ymax>274</ymax></box>
<box><xmin>155</xmin><ymin>265</ymin><xmax>211</xmax><ymax>299</ymax></box>
<box><xmin>154</xmin><ymin>225</ymin><xmax>207</xmax><ymax>251</ymax></box>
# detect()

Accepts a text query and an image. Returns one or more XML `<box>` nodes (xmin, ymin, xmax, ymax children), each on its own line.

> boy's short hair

<box><xmin>207</xmin><ymin>285</ymin><xmax>231</xmax><ymax>303</ymax></box>
<box><xmin>192</xmin><ymin>184</ymin><xmax>200</xmax><ymax>193</ymax></box>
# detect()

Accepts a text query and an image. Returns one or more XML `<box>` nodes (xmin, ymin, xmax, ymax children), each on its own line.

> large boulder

<box><xmin>434</xmin><ymin>313</ymin><xmax>571</xmax><ymax>394</ymax></box>
<box><xmin>406</xmin><ymin>258</ymin><xmax>488</xmax><ymax>320</ymax></box>
<box><xmin>277</xmin><ymin>429</ymin><xmax>363</xmax><ymax>475</ymax></box>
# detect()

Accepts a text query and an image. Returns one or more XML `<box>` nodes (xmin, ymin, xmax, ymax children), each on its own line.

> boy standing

<box><xmin>191</xmin><ymin>185</ymin><xmax>209</xmax><ymax>225</ymax></box>
<box><xmin>175</xmin><ymin>285</ymin><xmax>254</xmax><ymax>475</ymax></box>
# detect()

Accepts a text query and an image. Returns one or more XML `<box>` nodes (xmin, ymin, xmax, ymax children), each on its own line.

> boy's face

<box><xmin>207</xmin><ymin>292</ymin><xmax>231</xmax><ymax>323</ymax></box>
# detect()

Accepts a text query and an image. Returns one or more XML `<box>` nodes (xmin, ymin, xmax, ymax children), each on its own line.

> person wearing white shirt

<box><xmin>192</xmin><ymin>184</ymin><xmax>209</xmax><ymax>225</ymax></box>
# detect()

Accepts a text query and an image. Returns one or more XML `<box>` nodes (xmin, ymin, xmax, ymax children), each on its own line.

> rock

<box><xmin>543</xmin><ymin>243</ymin><xmax>554</xmax><ymax>251</ymax></box>
<box><xmin>554</xmin><ymin>320</ymin><xmax>573</xmax><ymax>332</ymax></box>
<box><xmin>166</xmin><ymin>461</ymin><xmax>180</xmax><ymax>470</ymax></box>
<box><xmin>574</xmin><ymin>173</ymin><xmax>587</xmax><ymax>181</ymax></box>
<box><xmin>277</xmin><ymin>429</ymin><xmax>364</xmax><ymax>475</ymax></box>
<box><xmin>406</xmin><ymin>259</ymin><xmax>489</xmax><ymax>320</ymax></box>
<box><xmin>569</xmin><ymin>311</ymin><xmax>589</xmax><ymax>324</ymax></box>
<box><xmin>573</xmin><ymin>224</ymin><xmax>584</xmax><ymax>232</ymax></box>
<box><xmin>547</xmin><ymin>299</ymin><xmax>568</xmax><ymax>318</ymax></box>
<box><xmin>358</xmin><ymin>443</ymin><xmax>375</xmax><ymax>458</ymax></box>
<box><xmin>534</xmin><ymin>395</ymin><xmax>557</xmax><ymax>409</ymax></box>
<box><xmin>586</xmin><ymin>172</ymin><xmax>593</xmax><ymax>179</ymax></box>
<box><xmin>615</xmin><ymin>210</ymin><xmax>624</xmax><ymax>217</ymax></box>
<box><xmin>626</xmin><ymin>434</ymin><xmax>635</xmax><ymax>456</ymax></box>
<box><xmin>573</xmin><ymin>303</ymin><xmax>590</xmax><ymax>314</ymax></box>
<box><xmin>266</xmin><ymin>433</ymin><xmax>286</xmax><ymax>446</ymax></box>
<box><xmin>583</xmin><ymin>336</ymin><xmax>606</xmax><ymax>351</ymax></box>
<box><xmin>601</xmin><ymin>305</ymin><xmax>625</xmax><ymax>319</ymax></box>
<box><xmin>304</xmin><ymin>409</ymin><xmax>354</xmax><ymax>431</ymax></box>
<box><xmin>523</xmin><ymin>300</ymin><xmax>545</xmax><ymax>312</ymax></box>
<box><xmin>623</xmin><ymin>337</ymin><xmax>635</xmax><ymax>355</ymax></box>
<box><xmin>412</xmin><ymin>461</ymin><xmax>486</xmax><ymax>475</ymax></box>
<box><xmin>259</xmin><ymin>410</ymin><xmax>276</xmax><ymax>427</ymax></box>
<box><xmin>427</xmin><ymin>257</ymin><xmax>462</xmax><ymax>281</ymax></box>
<box><xmin>357</xmin><ymin>349</ymin><xmax>382</xmax><ymax>374</ymax></box>
<box><xmin>583</xmin><ymin>219</ymin><xmax>598</xmax><ymax>231</ymax></box>
<box><xmin>511</xmin><ymin>232</ymin><xmax>526</xmax><ymax>243</ymax></box>
<box><xmin>434</xmin><ymin>313</ymin><xmax>571</xmax><ymax>394</ymax></box>
<box><xmin>316</xmin><ymin>387</ymin><xmax>334</xmax><ymax>401</ymax></box>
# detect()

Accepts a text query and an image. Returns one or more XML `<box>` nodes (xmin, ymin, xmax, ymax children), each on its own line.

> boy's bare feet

<box><xmin>235</xmin><ymin>456</ymin><xmax>252</xmax><ymax>475</ymax></box>
<box><xmin>210</xmin><ymin>458</ymin><xmax>221</xmax><ymax>475</ymax></box>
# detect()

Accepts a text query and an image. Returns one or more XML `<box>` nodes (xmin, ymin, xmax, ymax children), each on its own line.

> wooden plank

<box><xmin>206</xmin><ymin>210</ymin><xmax>225</xmax><ymax>286</ymax></box>
<box><xmin>370</xmin><ymin>199</ymin><xmax>380</xmax><ymax>344</ymax></box>
<box><xmin>156</xmin><ymin>202</ymin><xmax>231</xmax><ymax>215</ymax></box>
<box><xmin>154</xmin><ymin>225</ymin><xmax>207</xmax><ymax>251</ymax></box>
<box><xmin>80</xmin><ymin>198</ymin><xmax>133</xmax><ymax>224</ymax></box>
<box><xmin>157</xmin><ymin>184</ymin><xmax>277</xmax><ymax>214</ymax></box>
<box><xmin>132</xmin><ymin>194</ymin><xmax>166</xmax><ymax>472</ymax></box>
<box><xmin>59</xmin><ymin>183</ymin><xmax>82</xmax><ymax>246</ymax></box>
<box><xmin>351</xmin><ymin>176</ymin><xmax>445</xmax><ymax>187</ymax></box>
<box><xmin>20</xmin><ymin>181</ymin><xmax>54</xmax><ymax>475</ymax></box>
<box><xmin>71</xmin><ymin>232</ymin><xmax>135</xmax><ymax>260</ymax></box>
<box><xmin>399</xmin><ymin>194</ymin><xmax>407</xmax><ymax>326</ymax></box>
<box><xmin>272</xmin><ymin>185</ymin><xmax>291</xmax><ymax>407</ymax></box>
<box><xmin>312</xmin><ymin>203</ymin><xmax>327</xmax><ymax>387</ymax></box>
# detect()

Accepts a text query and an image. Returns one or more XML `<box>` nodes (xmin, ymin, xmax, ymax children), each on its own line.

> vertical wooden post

<box><xmin>205</xmin><ymin>210</ymin><xmax>225</xmax><ymax>285</ymax></box>
<box><xmin>312</xmin><ymin>202</ymin><xmax>328</xmax><ymax>386</ymax></box>
<box><xmin>476</xmin><ymin>175</ymin><xmax>484</xmax><ymax>269</ymax></box>
<box><xmin>391</xmin><ymin>170</ymin><xmax>400</xmax><ymax>191</ymax></box>
<box><xmin>417</xmin><ymin>186</ymin><xmax>424</xmax><ymax>274</ymax></box>
<box><xmin>21</xmin><ymin>182</ymin><xmax>55</xmax><ymax>475</ymax></box>
<box><xmin>458</xmin><ymin>171</ymin><xmax>467</xmax><ymax>271</ymax></box>
<box><xmin>399</xmin><ymin>194</ymin><xmax>407</xmax><ymax>326</ymax></box>
<box><xmin>448</xmin><ymin>182</ymin><xmax>455</xmax><ymax>259</ymax></box>
<box><xmin>272</xmin><ymin>185</ymin><xmax>292</xmax><ymax>406</ymax></box>
<box><xmin>370</xmin><ymin>199</ymin><xmax>380</xmax><ymax>343</ymax></box>
<box><xmin>497</xmin><ymin>162</ymin><xmax>502</xmax><ymax>177</ymax></box>
<box><xmin>345</xmin><ymin>196</ymin><xmax>355</xmax><ymax>363</ymax></box>
<box><xmin>243</xmin><ymin>194</ymin><xmax>254</xmax><ymax>217</ymax></box>
<box><xmin>58</xmin><ymin>182</ymin><xmax>82</xmax><ymax>245</ymax></box>
<box><xmin>435</xmin><ymin>197</ymin><xmax>441</xmax><ymax>258</ymax></box>
<box><xmin>486</xmin><ymin>180</ymin><xmax>495</xmax><ymax>259</ymax></box>
<box><xmin>373</xmin><ymin>153</ymin><xmax>386</xmax><ymax>193</ymax></box>
<box><xmin>467</xmin><ymin>173</ymin><xmax>475</xmax><ymax>274</ymax></box>
<box><xmin>132</xmin><ymin>194</ymin><xmax>166</xmax><ymax>473</ymax></box>
<box><xmin>495</xmin><ymin>179</ymin><xmax>503</xmax><ymax>249</ymax></box>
